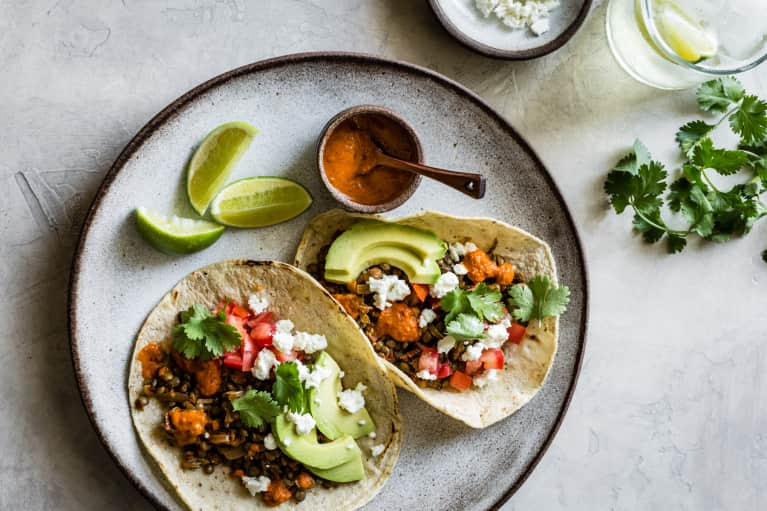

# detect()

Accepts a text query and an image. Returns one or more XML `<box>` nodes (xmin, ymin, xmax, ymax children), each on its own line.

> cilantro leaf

<box><xmin>465</xmin><ymin>283</ymin><xmax>504</xmax><ymax>323</ymax></box>
<box><xmin>676</xmin><ymin>120</ymin><xmax>714</xmax><ymax>157</ymax></box>
<box><xmin>441</xmin><ymin>284</ymin><xmax>504</xmax><ymax>324</ymax></box>
<box><xmin>605</xmin><ymin>159</ymin><xmax>668</xmax><ymax>215</ymax></box>
<box><xmin>172</xmin><ymin>304</ymin><xmax>241</xmax><ymax>360</ymax></box>
<box><xmin>445</xmin><ymin>313</ymin><xmax>485</xmax><ymax>339</ymax></box>
<box><xmin>440</xmin><ymin>288</ymin><xmax>471</xmax><ymax>324</ymax></box>
<box><xmin>696</xmin><ymin>77</ymin><xmax>745</xmax><ymax>113</ymax></box>
<box><xmin>613</xmin><ymin>139</ymin><xmax>652</xmax><ymax>175</ymax></box>
<box><xmin>232</xmin><ymin>390</ymin><xmax>280</xmax><ymax>428</ymax></box>
<box><xmin>509</xmin><ymin>275</ymin><xmax>570</xmax><ymax>325</ymax></box>
<box><xmin>692</xmin><ymin>138</ymin><xmax>749</xmax><ymax>175</ymax></box>
<box><xmin>729</xmin><ymin>95</ymin><xmax>767</xmax><ymax>144</ymax></box>
<box><xmin>273</xmin><ymin>362</ymin><xmax>306</xmax><ymax>413</ymax></box>
<box><xmin>667</xmin><ymin>177</ymin><xmax>714</xmax><ymax>237</ymax></box>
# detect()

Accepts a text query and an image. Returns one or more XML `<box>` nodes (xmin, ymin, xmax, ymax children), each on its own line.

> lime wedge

<box><xmin>135</xmin><ymin>207</ymin><xmax>225</xmax><ymax>254</ymax></box>
<box><xmin>655</xmin><ymin>2</ymin><xmax>718</xmax><ymax>63</ymax></box>
<box><xmin>186</xmin><ymin>121</ymin><xmax>258</xmax><ymax>215</ymax></box>
<box><xmin>209</xmin><ymin>177</ymin><xmax>313</xmax><ymax>228</ymax></box>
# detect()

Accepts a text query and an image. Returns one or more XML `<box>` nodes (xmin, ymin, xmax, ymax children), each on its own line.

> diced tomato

<box><xmin>273</xmin><ymin>348</ymin><xmax>301</xmax><ymax>363</ymax></box>
<box><xmin>230</xmin><ymin>304</ymin><xmax>250</xmax><ymax>318</ymax></box>
<box><xmin>223</xmin><ymin>353</ymin><xmax>243</xmax><ymax>369</ymax></box>
<box><xmin>436</xmin><ymin>362</ymin><xmax>453</xmax><ymax>379</ymax></box>
<box><xmin>480</xmin><ymin>348</ymin><xmax>504</xmax><ymax>370</ymax></box>
<box><xmin>412</xmin><ymin>284</ymin><xmax>430</xmax><ymax>302</ymax></box>
<box><xmin>449</xmin><ymin>371</ymin><xmax>472</xmax><ymax>391</ymax></box>
<box><xmin>506</xmin><ymin>322</ymin><xmax>526</xmax><ymax>344</ymax></box>
<box><xmin>464</xmin><ymin>359</ymin><xmax>482</xmax><ymax>376</ymax></box>
<box><xmin>417</xmin><ymin>348</ymin><xmax>439</xmax><ymax>375</ymax></box>
<box><xmin>240</xmin><ymin>336</ymin><xmax>258</xmax><ymax>372</ymax></box>
<box><xmin>250</xmin><ymin>321</ymin><xmax>275</xmax><ymax>347</ymax></box>
<box><xmin>226</xmin><ymin>313</ymin><xmax>248</xmax><ymax>341</ymax></box>
<box><xmin>247</xmin><ymin>311</ymin><xmax>274</xmax><ymax>327</ymax></box>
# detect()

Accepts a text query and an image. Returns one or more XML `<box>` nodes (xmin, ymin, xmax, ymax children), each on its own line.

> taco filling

<box><xmin>306</xmin><ymin>220</ymin><xmax>569</xmax><ymax>392</ymax></box>
<box><xmin>134</xmin><ymin>297</ymin><xmax>382</xmax><ymax>506</ymax></box>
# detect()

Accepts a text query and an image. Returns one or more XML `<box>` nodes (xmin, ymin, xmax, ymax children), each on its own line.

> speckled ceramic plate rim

<box><xmin>427</xmin><ymin>0</ymin><xmax>593</xmax><ymax>60</ymax></box>
<box><xmin>68</xmin><ymin>51</ymin><xmax>589</xmax><ymax>511</ymax></box>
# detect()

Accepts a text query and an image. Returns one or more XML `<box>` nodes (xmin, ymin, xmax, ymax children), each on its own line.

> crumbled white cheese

<box><xmin>453</xmin><ymin>263</ymin><xmax>469</xmax><ymax>276</ymax></box>
<box><xmin>476</xmin><ymin>0</ymin><xmax>560</xmax><ymax>35</ymax></box>
<box><xmin>339</xmin><ymin>371</ymin><xmax>345</xmax><ymax>378</ymax></box>
<box><xmin>248</xmin><ymin>293</ymin><xmax>269</xmax><ymax>315</ymax></box>
<box><xmin>473</xmin><ymin>369</ymin><xmax>499</xmax><ymax>388</ymax></box>
<box><xmin>272</xmin><ymin>320</ymin><xmax>295</xmax><ymax>353</ymax></box>
<box><xmin>368</xmin><ymin>431</ymin><xmax>377</xmax><ymax>439</ymax></box>
<box><xmin>457</xmin><ymin>315</ymin><xmax>485</xmax><ymax>339</ymax></box>
<box><xmin>461</xmin><ymin>342</ymin><xmax>487</xmax><ymax>361</ymax></box>
<box><xmin>485</xmin><ymin>323</ymin><xmax>510</xmax><ymax>348</ymax></box>
<box><xmin>448</xmin><ymin>242</ymin><xmax>478</xmax><ymax>261</ymax></box>
<box><xmin>437</xmin><ymin>336</ymin><xmax>457</xmax><ymax>354</ymax></box>
<box><xmin>370</xmin><ymin>444</ymin><xmax>385</xmax><ymax>457</ymax></box>
<box><xmin>296</xmin><ymin>360</ymin><xmax>310</xmax><ymax>381</ymax></box>
<box><xmin>263</xmin><ymin>433</ymin><xmax>277</xmax><ymax>450</ymax></box>
<box><xmin>416</xmin><ymin>369</ymin><xmax>437</xmax><ymax>380</ymax></box>
<box><xmin>302</xmin><ymin>365</ymin><xmax>333</xmax><ymax>390</ymax></box>
<box><xmin>430</xmin><ymin>272</ymin><xmax>459</xmax><ymax>298</ymax></box>
<box><xmin>529</xmin><ymin>17</ymin><xmax>550</xmax><ymax>35</ymax></box>
<box><xmin>368</xmin><ymin>275</ymin><xmax>411</xmax><ymax>310</ymax></box>
<box><xmin>292</xmin><ymin>331</ymin><xmax>328</xmax><ymax>354</ymax></box>
<box><xmin>252</xmin><ymin>349</ymin><xmax>279</xmax><ymax>380</ymax></box>
<box><xmin>338</xmin><ymin>383</ymin><xmax>367</xmax><ymax>413</ymax></box>
<box><xmin>313</xmin><ymin>396</ymin><xmax>322</xmax><ymax>405</ymax></box>
<box><xmin>358</xmin><ymin>419</ymin><xmax>367</xmax><ymax>426</ymax></box>
<box><xmin>242</xmin><ymin>475</ymin><xmax>271</xmax><ymax>496</ymax></box>
<box><xmin>282</xmin><ymin>436</ymin><xmax>292</xmax><ymax>446</ymax></box>
<box><xmin>418</xmin><ymin>308</ymin><xmax>438</xmax><ymax>328</ymax></box>
<box><xmin>287</xmin><ymin>411</ymin><xmax>316</xmax><ymax>436</ymax></box>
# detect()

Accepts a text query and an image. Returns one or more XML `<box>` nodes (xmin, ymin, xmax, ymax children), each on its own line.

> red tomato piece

<box><xmin>449</xmin><ymin>371</ymin><xmax>472</xmax><ymax>391</ymax></box>
<box><xmin>250</xmin><ymin>322</ymin><xmax>275</xmax><ymax>347</ymax></box>
<box><xmin>437</xmin><ymin>362</ymin><xmax>453</xmax><ymax>379</ymax></box>
<box><xmin>230</xmin><ymin>304</ymin><xmax>250</xmax><ymax>318</ymax></box>
<box><xmin>464</xmin><ymin>359</ymin><xmax>482</xmax><ymax>376</ymax></box>
<box><xmin>480</xmin><ymin>348</ymin><xmax>504</xmax><ymax>370</ymax></box>
<box><xmin>248</xmin><ymin>311</ymin><xmax>274</xmax><ymax>327</ymax></box>
<box><xmin>223</xmin><ymin>354</ymin><xmax>243</xmax><ymax>369</ymax></box>
<box><xmin>273</xmin><ymin>348</ymin><xmax>300</xmax><ymax>363</ymax></box>
<box><xmin>418</xmin><ymin>348</ymin><xmax>439</xmax><ymax>374</ymax></box>
<box><xmin>506</xmin><ymin>322</ymin><xmax>526</xmax><ymax>344</ymax></box>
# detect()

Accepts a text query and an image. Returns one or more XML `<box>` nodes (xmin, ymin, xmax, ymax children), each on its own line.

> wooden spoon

<box><xmin>358</xmin><ymin>144</ymin><xmax>486</xmax><ymax>199</ymax></box>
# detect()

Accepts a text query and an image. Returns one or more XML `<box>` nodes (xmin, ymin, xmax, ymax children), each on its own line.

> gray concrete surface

<box><xmin>1</xmin><ymin>0</ymin><xmax>765</xmax><ymax>509</ymax></box>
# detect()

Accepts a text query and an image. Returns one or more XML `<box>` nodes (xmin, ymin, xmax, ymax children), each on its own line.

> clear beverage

<box><xmin>606</xmin><ymin>0</ymin><xmax>767</xmax><ymax>90</ymax></box>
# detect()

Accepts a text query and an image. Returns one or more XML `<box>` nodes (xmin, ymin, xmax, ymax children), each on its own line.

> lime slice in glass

<box><xmin>655</xmin><ymin>2</ymin><xmax>718</xmax><ymax>63</ymax></box>
<box><xmin>209</xmin><ymin>177</ymin><xmax>313</xmax><ymax>228</ymax></box>
<box><xmin>135</xmin><ymin>207</ymin><xmax>225</xmax><ymax>254</ymax></box>
<box><xmin>186</xmin><ymin>121</ymin><xmax>258</xmax><ymax>215</ymax></box>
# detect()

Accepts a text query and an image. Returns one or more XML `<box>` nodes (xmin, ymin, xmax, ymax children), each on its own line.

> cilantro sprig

<box><xmin>508</xmin><ymin>275</ymin><xmax>570</xmax><ymax>326</ymax></box>
<box><xmin>172</xmin><ymin>304</ymin><xmax>241</xmax><ymax>360</ymax></box>
<box><xmin>441</xmin><ymin>284</ymin><xmax>504</xmax><ymax>338</ymax></box>
<box><xmin>231</xmin><ymin>390</ymin><xmax>280</xmax><ymax>428</ymax></box>
<box><xmin>605</xmin><ymin>77</ymin><xmax>767</xmax><ymax>255</ymax></box>
<box><xmin>273</xmin><ymin>362</ymin><xmax>306</xmax><ymax>413</ymax></box>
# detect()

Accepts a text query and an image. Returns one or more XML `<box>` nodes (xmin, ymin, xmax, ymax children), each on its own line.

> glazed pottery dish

<box><xmin>428</xmin><ymin>0</ymin><xmax>592</xmax><ymax>59</ymax></box>
<box><xmin>69</xmin><ymin>52</ymin><xmax>587</xmax><ymax>511</ymax></box>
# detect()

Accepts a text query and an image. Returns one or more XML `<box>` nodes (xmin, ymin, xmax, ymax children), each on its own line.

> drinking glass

<box><xmin>606</xmin><ymin>0</ymin><xmax>767</xmax><ymax>90</ymax></box>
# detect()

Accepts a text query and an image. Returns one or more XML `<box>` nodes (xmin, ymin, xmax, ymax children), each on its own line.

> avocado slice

<box><xmin>309</xmin><ymin>352</ymin><xmax>375</xmax><ymax>440</ymax></box>
<box><xmin>306</xmin><ymin>452</ymin><xmax>365</xmax><ymax>483</ymax></box>
<box><xmin>324</xmin><ymin>220</ymin><xmax>447</xmax><ymax>284</ymax></box>
<box><xmin>272</xmin><ymin>414</ymin><xmax>359</xmax><ymax>470</ymax></box>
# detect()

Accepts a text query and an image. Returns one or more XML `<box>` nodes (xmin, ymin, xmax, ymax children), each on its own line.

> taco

<box><xmin>294</xmin><ymin>210</ymin><xmax>568</xmax><ymax>429</ymax></box>
<box><xmin>129</xmin><ymin>260</ymin><xmax>402</xmax><ymax>510</ymax></box>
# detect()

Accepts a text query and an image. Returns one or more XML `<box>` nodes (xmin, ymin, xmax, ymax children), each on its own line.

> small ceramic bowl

<box><xmin>428</xmin><ymin>0</ymin><xmax>592</xmax><ymax>60</ymax></box>
<box><xmin>317</xmin><ymin>105</ymin><xmax>424</xmax><ymax>213</ymax></box>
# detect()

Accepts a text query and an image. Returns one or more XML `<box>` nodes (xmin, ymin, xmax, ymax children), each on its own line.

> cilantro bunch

<box><xmin>604</xmin><ymin>77</ymin><xmax>767</xmax><ymax>255</ymax></box>
<box><xmin>230</xmin><ymin>361</ymin><xmax>308</xmax><ymax>428</ymax></box>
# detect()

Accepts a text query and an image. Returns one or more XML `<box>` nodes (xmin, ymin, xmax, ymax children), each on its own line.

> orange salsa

<box><xmin>323</xmin><ymin>114</ymin><xmax>416</xmax><ymax>205</ymax></box>
<box><xmin>168</xmin><ymin>409</ymin><xmax>207</xmax><ymax>446</ymax></box>
<box><xmin>137</xmin><ymin>343</ymin><xmax>165</xmax><ymax>379</ymax></box>
<box><xmin>376</xmin><ymin>302</ymin><xmax>420</xmax><ymax>342</ymax></box>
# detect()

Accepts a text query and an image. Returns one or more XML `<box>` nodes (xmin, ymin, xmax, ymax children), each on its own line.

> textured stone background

<box><xmin>1</xmin><ymin>0</ymin><xmax>765</xmax><ymax>509</ymax></box>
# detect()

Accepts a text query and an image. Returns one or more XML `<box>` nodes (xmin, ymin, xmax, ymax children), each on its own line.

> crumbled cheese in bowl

<box><xmin>475</xmin><ymin>0</ymin><xmax>560</xmax><ymax>36</ymax></box>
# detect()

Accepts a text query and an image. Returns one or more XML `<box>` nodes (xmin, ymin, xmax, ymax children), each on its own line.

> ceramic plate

<box><xmin>429</xmin><ymin>0</ymin><xmax>592</xmax><ymax>59</ymax></box>
<box><xmin>69</xmin><ymin>52</ymin><xmax>588</xmax><ymax>510</ymax></box>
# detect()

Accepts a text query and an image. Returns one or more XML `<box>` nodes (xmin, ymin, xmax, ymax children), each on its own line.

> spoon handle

<box><xmin>377</xmin><ymin>153</ymin><xmax>486</xmax><ymax>199</ymax></box>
